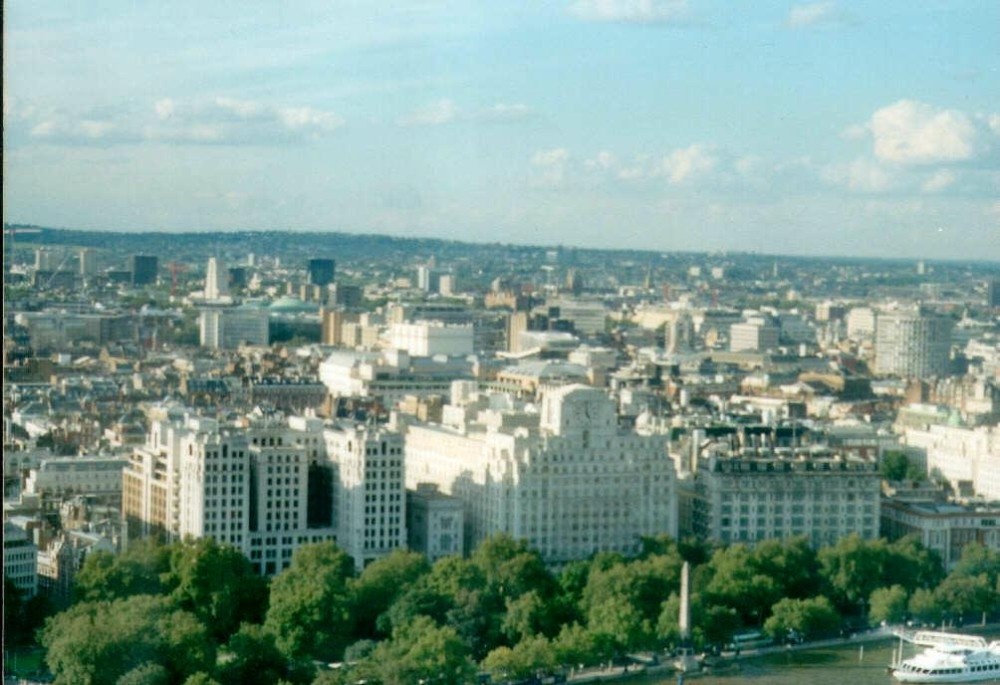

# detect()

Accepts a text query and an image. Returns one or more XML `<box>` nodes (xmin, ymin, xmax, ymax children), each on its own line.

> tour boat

<box><xmin>891</xmin><ymin>631</ymin><xmax>1000</xmax><ymax>683</ymax></box>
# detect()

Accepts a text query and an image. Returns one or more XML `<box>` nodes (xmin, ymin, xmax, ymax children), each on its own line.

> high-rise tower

<box><xmin>874</xmin><ymin>309</ymin><xmax>953</xmax><ymax>377</ymax></box>
<box><xmin>205</xmin><ymin>257</ymin><xmax>229</xmax><ymax>301</ymax></box>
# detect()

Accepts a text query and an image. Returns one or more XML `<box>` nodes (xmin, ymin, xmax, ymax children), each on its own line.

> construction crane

<box><xmin>166</xmin><ymin>261</ymin><xmax>188</xmax><ymax>297</ymax></box>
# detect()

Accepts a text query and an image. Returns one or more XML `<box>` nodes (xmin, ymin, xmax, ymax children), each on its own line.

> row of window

<box><xmin>364</xmin><ymin>504</ymin><xmax>402</xmax><ymax>514</ymax></box>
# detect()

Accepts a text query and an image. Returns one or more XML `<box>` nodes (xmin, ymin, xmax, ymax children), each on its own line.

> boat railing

<box><xmin>899</xmin><ymin>631</ymin><xmax>988</xmax><ymax>649</ymax></box>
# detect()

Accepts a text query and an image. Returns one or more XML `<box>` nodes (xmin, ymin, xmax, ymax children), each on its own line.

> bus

<box><xmin>725</xmin><ymin>630</ymin><xmax>773</xmax><ymax>652</ymax></box>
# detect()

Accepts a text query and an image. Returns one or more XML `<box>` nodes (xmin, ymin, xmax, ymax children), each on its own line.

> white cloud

<box><xmin>659</xmin><ymin>144</ymin><xmax>716</xmax><ymax>184</ymax></box>
<box><xmin>531</xmin><ymin>148</ymin><xmax>571</xmax><ymax>186</ymax></box>
<box><xmin>482</xmin><ymin>103</ymin><xmax>533</xmax><ymax>121</ymax></box>
<box><xmin>865</xmin><ymin>100</ymin><xmax>995</xmax><ymax>165</ymax></box>
<box><xmin>278</xmin><ymin>106</ymin><xmax>344</xmax><ymax>132</ymax></box>
<box><xmin>569</xmin><ymin>0</ymin><xmax>689</xmax><ymax>24</ymax></box>
<box><xmin>399</xmin><ymin>100</ymin><xmax>533</xmax><ymax>126</ymax></box>
<box><xmin>12</xmin><ymin>96</ymin><xmax>344</xmax><ymax>146</ymax></box>
<box><xmin>28</xmin><ymin>116</ymin><xmax>127</xmax><ymax>144</ymax></box>
<box><xmin>921</xmin><ymin>169</ymin><xmax>957</xmax><ymax>193</ymax></box>
<box><xmin>398</xmin><ymin>98</ymin><xmax>458</xmax><ymax>126</ymax></box>
<box><xmin>154</xmin><ymin>98</ymin><xmax>176</xmax><ymax>120</ymax></box>
<box><xmin>532</xmin><ymin>148</ymin><xmax>571</xmax><ymax>167</ymax></box>
<box><xmin>787</xmin><ymin>2</ymin><xmax>855</xmax><ymax>28</ymax></box>
<box><xmin>584</xmin><ymin>150</ymin><xmax>618</xmax><ymax>171</ymax></box>
<box><xmin>822</xmin><ymin>157</ymin><xmax>894</xmax><ymax>193</ymax></box>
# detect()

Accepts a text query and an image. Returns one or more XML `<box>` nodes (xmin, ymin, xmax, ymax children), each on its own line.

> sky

<box><xmin>3</xmin><ymin>1</ymin><xmax>999</xmax><ymax>260</ymax></box>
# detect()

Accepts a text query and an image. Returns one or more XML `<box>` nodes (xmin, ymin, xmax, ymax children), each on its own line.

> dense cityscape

<box><xmin>3</xmin><ymin>225</ymin><xmax>999</xmax><ymax>684</ymax></box>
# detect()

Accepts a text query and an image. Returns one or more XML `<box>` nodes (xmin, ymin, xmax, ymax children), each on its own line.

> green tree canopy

<box><xmin>751</xmin><ymin>537</ymin><xmax>821</xmax><ymax>600</ymax></box>
<box><xmin>115</xmin><ymin>662</ymin><xmax>170</xmax><ymax>685</ymax></box>
<box><xmin>704</xmin><ymin>544</ymin><xmax>781</xmax><ymax>624</ymax></box>
<box><xmin>74</xmin><ymin>540</ymin><xmax>171</xmax><ymax>604</ymax></box>
<box><xmin>908</xmin><ymin>588</ymin><xmax>944</xmax><ymax>625</ymax></box>
<box><xmin>581</xmin><ymin>551</ymin><xmax>681</xmax><ymax>653</ymax></box>
<box><xmin>216</xmin><ymin>623</ymin><xmax>301</xmax><ymax>685</ymax></box>
<box><xmin>167</xmin><ymin>538</ymin><xmax>268</xmax><ymax>643</ymax></box>
<box><xmin>886</xmin><ymin>535</ymin><xmax>945</xmax><ymax>592</ymax></box>
<box><xmin>481</xmin><ymin>634</ymin><xmax>558</xmax><ymax>681</ymax></box>
<box><xmin>868</xmin><ymin>585</ymin><xmax>909</xmax><ymax>626</ymax></box>
<box><xmin>264</xmin><ymin>542</ymin><xmax>355</xmax><ymax>661</ymax></box>
<box><xmin>349</xmin><ymin>549</ymin><xmax>430</xmax><ymax>641</ymax></box>
<box><xmin>657</xmin><ymin>591</ymin><xmax>740</xmax><ymax>650</ymax></box>
<box><xmin>365</xmin><ymin>616</ymin><xmax>475</xmax><ymax>685</ymax></box>
<box><xmin>763</xmin><ymin>596</ymin><xmax>840</xmax><ymax>640</ymax></box>
<box><xmin>817</xmin><ymin>534</ymin><xmax>892</xmax><ymax>612</ymax></box>
<box><xmin>42</xmin><ymin>595</ymin><xmax>214</xmax><ymax>685</ymax></box>
<box><xmin>880</xmin><ymin>451</ymin><xmax>924</xmax><ymax>481</ymax></box>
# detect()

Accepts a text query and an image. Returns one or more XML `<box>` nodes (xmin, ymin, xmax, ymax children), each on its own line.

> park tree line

<box><xmin>11</xmin><ymin>532</ymin><xmax>1000</xmax><ymax>685</ymax></box>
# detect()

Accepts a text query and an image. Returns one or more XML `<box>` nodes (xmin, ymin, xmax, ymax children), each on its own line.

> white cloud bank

<box><xmin>569</xmin><ymin>0</ymin><xmax>689</xmax><ymax>24</ymax></box>
<box><xmin>787</xmin><ymin>2</ymin><xmax>856</xmax><ymax>29</ymax></box>
<box><xmin>11</xmin><ymin>97</ymin><xmax>344</xmax><ymax>146</ymax></box>
<box><xmin>398</xmin><ymin>99</ymin><xmax>533</xmax><ymax>127</ymax></box>
<box><xmin>865</xmin><ymin>99</ymin><xmax>996</xmax><ymax>165</ymax></box>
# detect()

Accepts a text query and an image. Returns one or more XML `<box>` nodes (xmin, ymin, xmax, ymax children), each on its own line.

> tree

<box><xmin>581</xmin><ymin>552</ymin><xmax>681</xmax><ymax>653</ymax></box>
<box><xmin>950</xmin><ymin>543</ymin><xmax>1000</xmax><ymax>588</ymax></box>
<box><xmin>115</xmin><ymin>663</ymin><xmax>170</xmax><ymax>685</ymax></box>
<box><xmin>265</xmin><ymin>542</ymin><xmax>355</xmax><ymax>661</ymax></box>
<box><xmin>932</xmin><ymin>543</ymin><xmax>1000</xmax><ymax>623</ymax></box>
<box><xmin>182</xmin><ymin>675</ymin><xmax>222</xmax><ymax>685</ymax></box>
<box><xmin>3</xmin><ymin>576</ymin><xmax>50</xmax><ymax>646</ymax></box>
<box><xmin>704</xmin><ymin>544</ymin><xmax>780</xmax><ymax>624</ymax></box>
<box><xmin>868</xmin><ymin>585</ymin><xmax>909</xmax><ymax>626</ymax></box>
<box><xmin>751</xmin><ymin>537</ymin><xmax>820</xmax><ymax>600</ymax></box>
<box><xmin>167</xmin><ymin>538</ymin><xmax>268</xmax><ymax>643</ymax></box>
<box><xmin>74</xmin><ymin>540</ymin><xmax>171</xmax><ymax>603</ymax></box>
<box><xmin>481</xmin><ymin>635</ymin><xmax>558</xmax><ymax>681</ymax></box>
<box><xmin>935</xmin><ymin>574</ymin><xmax>998</xmax><ymax>621</ymax></box>
<box><xmin>908</xmin><ymin>588</ymin><xmax>943</xmax><ymax>626</ymax></box>
<box><xmin>551</xmin><ymin>623</ymin><xmax>612</xmax><ymax>668</ymax></box>
<box><xmin>42</xmin><ymin>595</ymin><xmax>214</xmax><ymax>685</ymax></box>
<box><xmin>365</xmin><ymin>616</ymin><xmax>475</xmax><ymax>685</ymax></box>
<box><xmin>217</xmin><ymin>623</ymin><xmax>300</xmax><ymax>685</ymax></box>
<box><xmin>878</xmin><ymin>451</ymin><xmax>925</xmax><ymax>482</ymax></box>
<box><xmin>349</xmin><ymin>549</ymin><xmax>429</xmax><ymax>640</ymax></box>
<box><xmin>817</xmin><ymin>534</ymin><xmax>891</xmax><ymax>613</ymax></box>
<box><xmin>501</xmin><ymin>590</ymin><xmax>573</xmax><ymax>643</ymax></box>
<box><xmin>886</xmin><ymin>536</ymin><xmax>945</xmax><ymax>593</ymax></box>
<box><xmin>763</xmin><ymin>596</ymin><xmax>840</xmax><ymax>641</ymax></box>
<box><xmin>657</xmin><ymin>592</ymin><xmax>739</xmax><ymax>650</ymax></box>
<box><xmin>880</xmin><ymin>451</ymin><xmax>913</xmax><ymax>481</ymax></box>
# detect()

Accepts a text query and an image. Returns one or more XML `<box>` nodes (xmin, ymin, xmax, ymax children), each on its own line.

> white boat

<box><xmin>891</xmin><ymin>631</ymin><xmax>1000</xmax><ymax>683</ymax></box>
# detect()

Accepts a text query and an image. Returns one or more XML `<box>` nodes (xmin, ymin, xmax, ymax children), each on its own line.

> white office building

<box><xmin>846</xmin><ymin>307</ymin><xmax>876</xmax><ymax>340</ymax></box>
<box><xmin>730</xmin><ymin>318</ymin><xmax>780</xmax><ymax>353</ymax></box>
<box><xmin>123</xmin><ymin>412</ymin><xmax>335</xmax><ymax>575</ymax></box>
<box><xmin>405</xmin><ymin>384</ymin><xmax>676</xmax><ymax>564</ymax></box>
<box><xmin>407</xmin><ymin>484</ymin><xmax>465</xmax><ymax>562</ymax></box>
<box><xmin>902</xmin><ymin>424</ymin><xmax>1000</xmax><ymax>500</ymax></box>
<box><xmin>387</xmin><ymin>322</ymin><xmax>474</xmax><ymax>357</ymax></box>
<box><xmin>691</xmin><ymin>446</ymin><xmax>882</xmax><ymax>548</ymax></box>
<box><xmin>199</xmin><ymin>304</ymin><xmax>269</xmax><ymax>349</ymax></box>
<box><xmin>874</xmin><ymin>309</ymin><xmax>953</xmax><ymax>377</ymax></box>
<box><xmin>882</xmin><ymin>500</ymin><xmax>1000</xmax><ymax>570</ymax></box>
<box><xmin>4</xmin><ymin>520</ymin><xmax>38</xmax><ymax>598</ymax></box>
<box><xmin>324</xmin><ymin>423</ymin><xmax>407</xmax><ymax>570</ymax></box>
<box><xmin>25</xmin><ymin>456</ymin><xmax>127</xmax><ymax>498</ymax></box>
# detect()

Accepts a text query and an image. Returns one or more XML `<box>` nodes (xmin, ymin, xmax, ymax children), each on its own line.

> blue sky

<box><xmin>4</xmin><ymin>1</ymin><xmax>999</xmax><ymax>259</ymax></box>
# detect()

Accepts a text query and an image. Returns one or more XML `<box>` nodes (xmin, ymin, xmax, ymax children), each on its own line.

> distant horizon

<box><xmin>8</xmin><ymin>222</ymin><xmax>1000</xmax><ymax>267</ymax></box>
<box><xmin>4</xmin><ymin>3</ymin><xmax>998</xmax><ymax>262</ymax></box>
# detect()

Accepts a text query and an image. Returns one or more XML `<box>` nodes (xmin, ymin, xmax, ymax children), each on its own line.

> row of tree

<box><xmin>19</xmin><ymin>533</ymin><xmax>1000</xmax><ymax>685</ymax></box>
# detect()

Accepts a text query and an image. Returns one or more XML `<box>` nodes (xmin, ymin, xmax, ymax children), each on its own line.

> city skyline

<box><xmin>4</xmin><ymin>1</ymin><xmax>999</xmax><ymax>260</ymax></box>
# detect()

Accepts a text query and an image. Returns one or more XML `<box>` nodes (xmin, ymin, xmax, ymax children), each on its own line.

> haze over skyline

<box><xmin>4</xmin><ymin>1</ymin><xmax>999</xmax><ymax>260</ymax></box>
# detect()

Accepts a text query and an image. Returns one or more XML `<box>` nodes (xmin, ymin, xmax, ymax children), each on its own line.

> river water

<box><xmin>648</xmin><ymin>640</ymin><xmax>1000</xmax><ymax>685</ymax></box>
